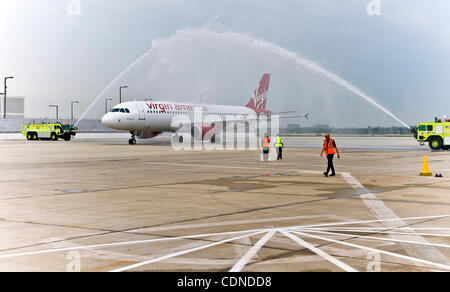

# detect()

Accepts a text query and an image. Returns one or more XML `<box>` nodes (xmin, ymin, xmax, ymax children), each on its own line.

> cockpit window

<box><xmin>110</xmin><ymin>108</ymin><xmax>130</xmax><ymax>113</ymax></box>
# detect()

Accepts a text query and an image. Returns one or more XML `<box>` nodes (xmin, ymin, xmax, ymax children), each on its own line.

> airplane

<box><xmin>101</xmin><ymin>74</ymin><xmax>309</xmax><ymax>145</ymax></box>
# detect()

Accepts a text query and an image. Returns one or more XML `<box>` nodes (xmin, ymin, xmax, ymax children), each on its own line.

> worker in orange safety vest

<box><xmin>320</xmin><ymin>133</ymin><xmax>341</xmax><ymax>177</ymax></box>
<box><xmin>262</xmin><ymin>135</ymin><xmax>270</xmax><ymax>162</ymax></box>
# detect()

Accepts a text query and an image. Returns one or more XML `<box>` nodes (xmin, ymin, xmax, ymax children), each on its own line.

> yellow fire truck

<box><xmin>414</xmin><ymin>118</ymin><xmax>450</xmax><ymax>150</ymax></box>
<box><xmin>21</xmin><ymin>123</ymin><xmax>78</xmax><ymax>141</ymax></box>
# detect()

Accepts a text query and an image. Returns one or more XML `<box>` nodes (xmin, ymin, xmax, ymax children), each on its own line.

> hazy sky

<box><xmin>1</xmin><ymin>0</ymin><xmax>450</xmax><ymax>127</ymax></box>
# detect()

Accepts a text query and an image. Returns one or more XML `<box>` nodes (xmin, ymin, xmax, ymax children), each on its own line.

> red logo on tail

<box><xmin>245</xmin><ymin>74</ymin><xmax>271</xmax><ymax>115</ymax></box>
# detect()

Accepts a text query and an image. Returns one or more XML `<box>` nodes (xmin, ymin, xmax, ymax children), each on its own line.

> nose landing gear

<box><xmin>129</xmin><ymin>131</ymin><xmax>137</xmax><ymax>145</ymax></box>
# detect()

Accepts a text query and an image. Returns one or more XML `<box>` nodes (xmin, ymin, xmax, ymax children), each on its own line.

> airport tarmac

<box><xmin>0</xmin><ymin>136</ymin><xmax>449</xmax><ymax>272</ymax></box>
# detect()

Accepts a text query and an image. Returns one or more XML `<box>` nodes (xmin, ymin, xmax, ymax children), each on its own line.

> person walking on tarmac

<box><xmin>320</xmin><ymin>133</ymin><xmax>340</xmax><ymax>177</ymax></box>
<box><xmin>276</xmin><ymin>136</ymin><xmax>284</xmax><ymax>160</ymax></box>
<box><xmin>262</xmin><ymin>135</ymin><xmax>270</xmax><ymax>162</ymax></box>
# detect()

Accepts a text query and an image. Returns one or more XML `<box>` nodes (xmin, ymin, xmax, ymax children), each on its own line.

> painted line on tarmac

<box><xmin>229</xmin><ymin>230</ymin><xmax>277</xmax><ymax>272</ymax></box>
<box><xmin>281</xmin><ymin>230</ymin><xmax>357</xmax><ymax>272</ymax></box>
<box><xmin>127</xmin><ymin>215</ymin><xmax>326</xmax><ymax>233</ymax></box>
<box><xmin>298</xmin><ymin>214</ymin><xmax>450</xmax><ymax>229</ymax></box>
<box><xmin>317</xmin><ymin>226</ymin><xmax>450</xmax><ymax>231</ymax></box>
<box><xmin>289</xmin><ymin>230</ymin><xmax>450</xmax><ymax>271</ymax></box>
<box><xmin>295</xmin><ymin>214</ymin><xmax>450</xmax><ymax>229</ymax></box>
<box><xmin>304</xmin><ymin>228</ymin><xmax>450</xmax><ymax>238</ymax></box>
<box><xmin>0</xmin><ymin>229</ymin><xmax>265</xmax><ymax>259</ymax></box>
<box><xmin>110</xmin><ymin>231</ymin><xmax>266</xmax><ymax>272</ymax></box>
<box><xmin>300</xmin><ymin>229</ymin><xmax>450</xmax><ymax>249</ymax></box>
<box><xmin>341</xmin><ymin>172</ymin><xmax>450</xmax><ymax>266</ymax></box>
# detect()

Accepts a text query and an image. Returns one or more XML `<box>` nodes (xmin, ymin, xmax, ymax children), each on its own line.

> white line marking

<box><xmin>312</xmin><ymin>227</ymin><xmax>450</xmax><ymax>231</ymax></box>
<box><xmin>281</xmin><ymin>230</ymin><xmax>357</xmax><ymax>272</ymax></box>
<box><xmin>128</xmin><ymin>215</ymin><xmax>325</xmax><ymax>233</ymax></box>
<box><xmin>341</xmin><ymin>172</ymin><xmax>450</xmax><ymax>265</ymax></box>
<box><xmin>299</xmin><ymin>229</ymin><xmax>450</xmax><ymax>249</ymax></box>
<box><xmin>229</xmin><ymin>230</ymin><xmax>276</xmax><ymax>272</ymax></box>
<box><xmin>110</xmin><ymin>231</ymin><xmax>265</xmax><ymax>272</ymax></box>
<box><xmin>0</xmin><ymin>229</ymin><xmax>264</xmax><ymax>259</ymax></box>
<box><xmin>297</xmin><ymin>214</ymin><xmax>450</xmax><ymax>229</ymax></box>
<box><xmin>305</xmin><ymin>228</ymin><xmax>450</xmax><ymax>238</ymax></box>
<box><xmin>289</xmin><ymin>230</ymin><xmax>450</xmax><ymax>271</ymax></box>
<box><xmin>2</xmin><ymin>215</ymin><xmax>448</xmax><ymax>260</ymax></box>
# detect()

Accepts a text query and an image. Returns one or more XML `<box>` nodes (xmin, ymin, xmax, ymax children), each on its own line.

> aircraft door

<box><xmin>137</xmin><ymin>104</ymin><xmax>146</xmax><ymax>120</ymax></box>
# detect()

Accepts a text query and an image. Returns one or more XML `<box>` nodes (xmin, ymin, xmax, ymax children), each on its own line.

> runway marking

<box><xmin>229</xmin><ymin>230</ymin><xmax>276</xmax><ymax>272</ymax></box>
<box><xmin>1</xmin><ymin>213</ymin><xmax>449</xmax><ymax>272</ymax></box>
<box><xmin>281</xmin><ymin>230</ymin><xmax>357</xmax><ymax>272</ymax></box>
<box><xmin>300</xmin><ymin>229</ymin><xmax>450</xmax><ymax>249</ymax></box>
<box><xmin>341</xmin><ymin>172</ymin><xmax>450</xmax><ymax>265</ymax></box>
<box><xmin>127</xmin><ymin>215</ymin><xmax>326</xmax><ymax>233</ymax></box>
<box><xmin>289</xmin><ymin>230</ymin><xmax>450</xmax><ymax>271</ymax></box>
<box><xmin>297</xmin><ymin>214</ymin><xmax>450</xmax><ymax>229</ymax></box>
<box><xmin>0</xmin><ymin>229</ymin><xmax>264</xmax><ymax>259</ymax></box>
<box><xmin>306</xmin><ymin>228</ymin><xmax>450</xmax><ymax>238</ymax></box>
<box><xmin>1</xmin><ymin>156</ymin><xmax>449</xmax><ymax>272</ymax></box>
<box><xmin>110</xmin><ymin>231</ymin><xmax>266</xmax><ymax>272</ymax></box>
<box><xmin>312</xmin><ymin>227</ymin><xmax>450</xmax><ymax>231</ymax></box>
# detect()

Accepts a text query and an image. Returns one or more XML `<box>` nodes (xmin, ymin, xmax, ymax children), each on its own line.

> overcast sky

<box><xmin>1</xmin><ymin>0</ymin><xmax>450</xmax><ymax>127</ymax></box>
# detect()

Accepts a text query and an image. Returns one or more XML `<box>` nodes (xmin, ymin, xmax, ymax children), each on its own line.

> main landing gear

<box><xmin>129</xmin><ymin>131</ymin><xmax>137</xmax><ymax>145</ymax></box>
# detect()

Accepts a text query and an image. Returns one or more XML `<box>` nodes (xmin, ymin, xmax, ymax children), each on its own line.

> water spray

<box><xmin>76</xmin><ymin>28</ymin><xmax>410</xmax><ymax>130</ymax></box>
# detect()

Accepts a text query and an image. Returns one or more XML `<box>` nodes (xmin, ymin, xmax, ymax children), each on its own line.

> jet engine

<box><xmin>136</xmin><ymin>130</ymin><xmax>160</xmax><ymax>139</ymax></box>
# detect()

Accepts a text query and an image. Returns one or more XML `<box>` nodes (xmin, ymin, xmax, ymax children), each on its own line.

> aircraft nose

<box><xmin>101</xmin><ymin>113</ymin><xmax>114</xmax><ymax>128</ymax></box>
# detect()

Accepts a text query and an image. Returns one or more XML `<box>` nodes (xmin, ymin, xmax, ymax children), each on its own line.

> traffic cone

<box><xmin>420</xmin><ymin>155</ymin><xmax>433</xmax><ymax>176</ymax></box>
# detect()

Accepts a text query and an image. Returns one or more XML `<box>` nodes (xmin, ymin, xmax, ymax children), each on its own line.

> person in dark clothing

<box><xmin>320</xmin><ymin>133</ymin><xmax>341</xmax><ymax>177</ymax></box>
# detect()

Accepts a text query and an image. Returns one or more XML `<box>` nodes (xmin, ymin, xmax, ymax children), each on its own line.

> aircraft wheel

<box><xmin>129</xmin><ymin>139</ymin><xmax>136</xmax><ymax>145</ymax></box>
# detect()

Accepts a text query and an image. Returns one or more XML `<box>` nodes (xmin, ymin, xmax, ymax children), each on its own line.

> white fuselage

<box><xmin>101</xmin><ymin>101</ymin><xmax>256</xmax><ymax>134</ymax></box>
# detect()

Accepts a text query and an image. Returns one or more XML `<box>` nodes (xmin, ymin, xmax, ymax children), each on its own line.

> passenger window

<box><xmin>427</xmin><ymin>125</ymin><xmax>433</xmax><ymax>131</ymax></box>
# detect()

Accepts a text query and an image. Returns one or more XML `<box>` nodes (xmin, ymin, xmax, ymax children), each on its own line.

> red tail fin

<box><xmin>245</xmin><ymin>73</ymin><xmax>271</xmax><ymax>115</ymax></box>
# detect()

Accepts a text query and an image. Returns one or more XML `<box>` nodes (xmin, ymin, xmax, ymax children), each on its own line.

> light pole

<box><xmin>119</xmin><ymin>86</ymin><xmax>128</xmax><ymax>103</ymax></box>
<box><xmin>49</xmin><ymin>105</ymin><xmax>59</xmax><ymax>120</ymax></box>
<box><xmin>105</xmin><ymin>98</ymin><xmax>112</xmax><ymax>114</ymax></box>
<box><xmin>3</xmin><ymin>77</ymin><xmax>14</xmax><ymax>118</ymax></box>
<box><xmin>71</xmin><ymin>101</ymin><xmax>79</xmax><ymax>120</ymax></box>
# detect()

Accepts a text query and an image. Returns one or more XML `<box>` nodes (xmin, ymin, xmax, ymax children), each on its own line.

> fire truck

<box><xmin>414</xmin><ymin>117</ymin><xmax>450</xmax><ymax>150</ymax></box>
<box><xmin>21</xmin><ymin>122</ymin><xmax>78</xmax><ymax>141</ymax></box>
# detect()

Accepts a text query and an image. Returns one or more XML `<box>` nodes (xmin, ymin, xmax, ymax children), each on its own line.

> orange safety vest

<box><xmin>262</xmin><ymin>138</ymin><xmax>270</xmax><ymax>148</ymax></box>
<box><xmin>323</xmin><ymin>138</ymin><xmax>335</xmax><ymax>155</ymax></box>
